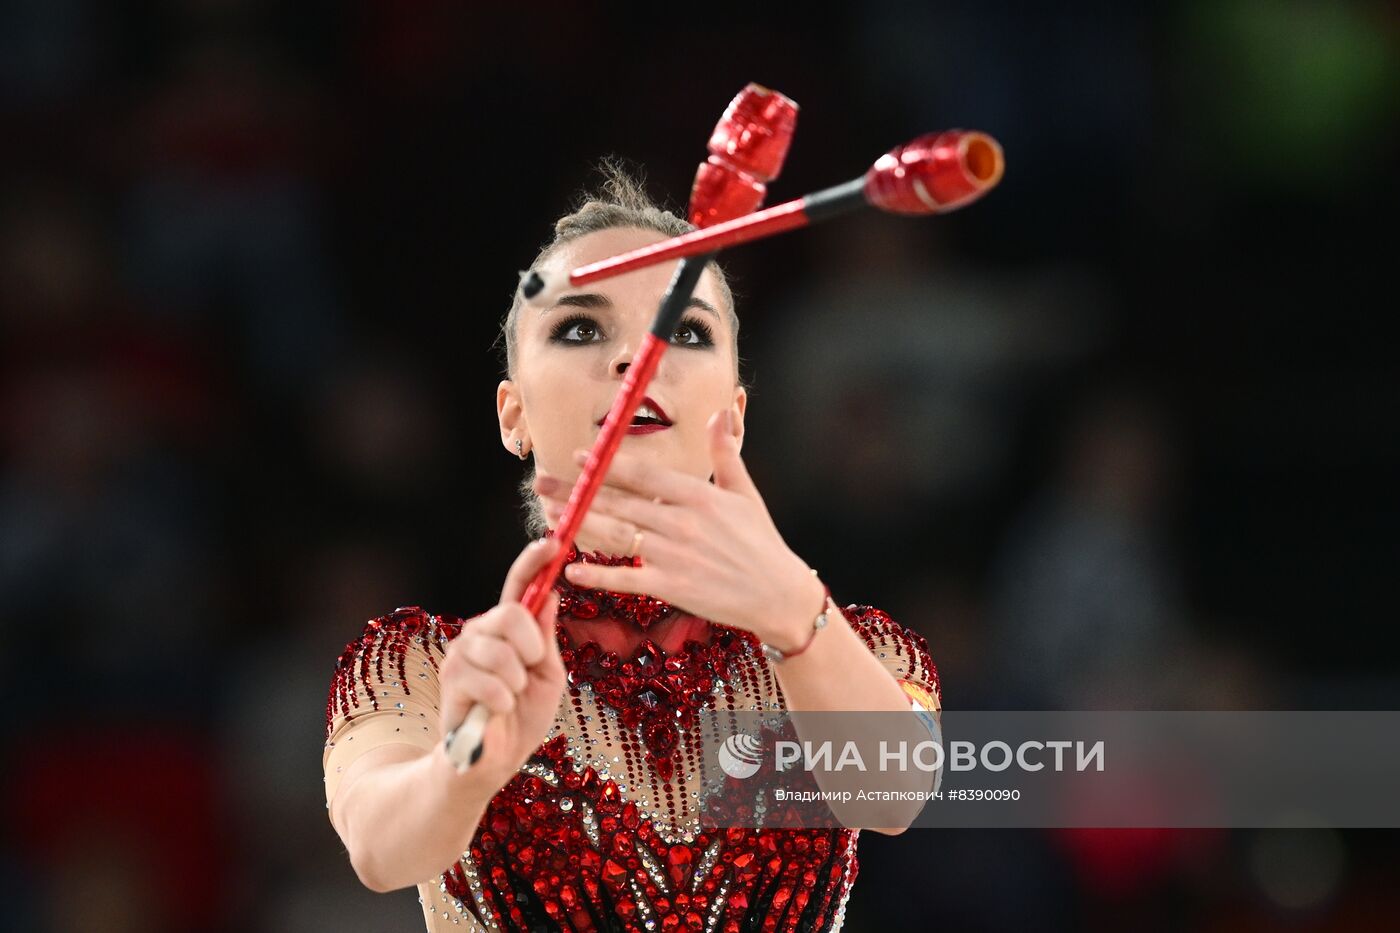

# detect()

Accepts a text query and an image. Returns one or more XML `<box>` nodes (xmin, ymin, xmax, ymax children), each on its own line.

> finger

<box><xmin>536</xmin><ymin>476</ymin><xmax>680</xmax><ymax>538</ymax></box>
<box><xmin>573</xmin><ymin>447</ymin><xmax>707</xmax><ymax>506</ymax></box>
<box><xmin>538</xmin><ymin>496</ymin><xmax>593</xmax><ymax>541</ymax></box>
<box><xmin>536</xmin><ymin>468</ymin><xmax>665</xmax><ymax>507</ymax></box>
<box><xmin>538</xmin><ymin>586</ymin><xmax>560</xmax><ymax>628</ymax></box>
<box><xmin>501</xmin><ymin>537</ymin><xmax>561</xmax><ymax>606</ymax></box>
<box><xmin>532</xmin><ymin>470</ymin><xmax>567</xmax><ymax>498</ymax></box>
<box><xmin>708</xmin><ymin>409</ymin><xmax>759</xmax><ymax>498</ymax></box>
<box><xmin>540</xmin><ymin>497</ymin><xmax>655</xmax><ymax>557</ymax></box>
<box><xmin>538</xmin><ymin>589</ymin><xmax>566</xmax><ymax>681</ymax></box>
<box><xmin>473</xmin><ymin>606</ymin><xmax>546</xmax><ymax>667</ymax></box>
<box><xmin>463</xmin><ymin>634</ymin><xmax>528</xmax><ymax>693</ymax></box>
<box><xmin>562</xmin><ymin>558</ymin><xmax>660</xmax><ymax>595</ymax></box>
<box><xmin>449</xmin><ymin>664</ymin><xmax>516</xmax><ymax>715</ymax></box>
<box><xmin>440</xmin><ymin>687</ymin><xmax>472</xmax><ymax>738</ymax></box>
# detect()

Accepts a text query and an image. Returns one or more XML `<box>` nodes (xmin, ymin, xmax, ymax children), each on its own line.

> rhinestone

<box><xmin>323</xmin><ymin>591</ymin><xmax>931</xmax><ymax>932</ymax></box>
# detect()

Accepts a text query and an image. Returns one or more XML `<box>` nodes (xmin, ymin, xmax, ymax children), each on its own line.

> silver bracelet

<box><xmin>760</xmin><ymin>568</ymin><xmax>833</xmax><ymax>664</ymax></box>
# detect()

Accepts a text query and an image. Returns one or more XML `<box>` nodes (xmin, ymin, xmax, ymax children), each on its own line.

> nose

<box><xmin>609</xmin><ymin>342</ymin><xmax>635</xmax><ymax>378</ymax></box>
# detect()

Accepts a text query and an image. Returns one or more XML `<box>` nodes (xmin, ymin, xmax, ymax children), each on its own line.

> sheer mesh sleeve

<box><xmin>839</xmin><ymin>603</ymin><xmax>942</xmax><ymax>714</ymax></box>
<box><xmin>322</xmin><ymin>606</ymin><xmax>472</xmax><ymax>809</ymax></box>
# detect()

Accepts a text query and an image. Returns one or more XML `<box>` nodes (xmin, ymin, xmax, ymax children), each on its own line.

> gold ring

<box><xmin>628</xmin><ymin>530</ymin><xmax>644</xmax><ymax>558</ymax></box>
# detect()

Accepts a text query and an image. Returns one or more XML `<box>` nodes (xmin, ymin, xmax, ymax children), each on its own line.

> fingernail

<box><xmin>573</xmin><ymin>450</ymin><xmax>588</xmax><ymax>465</ymax></box>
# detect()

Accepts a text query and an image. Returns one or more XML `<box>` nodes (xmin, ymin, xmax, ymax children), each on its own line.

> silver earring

<box><xmin>516</xmin><ymin>438</ymin><xmax>526</xmax><ymax>460</ymax></box>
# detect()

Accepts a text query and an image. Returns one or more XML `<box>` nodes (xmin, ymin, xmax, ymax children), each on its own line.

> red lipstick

<box><xmin>597</xmin><ymin>395</ymin><xmax>672</xmax><ymax>433</ymax></box>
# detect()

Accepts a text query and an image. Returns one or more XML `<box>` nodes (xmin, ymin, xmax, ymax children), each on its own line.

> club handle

<box><xmin>443</xmin><ymin>704</ymin><xmax>490</xmax><ymax>773</ymax></box>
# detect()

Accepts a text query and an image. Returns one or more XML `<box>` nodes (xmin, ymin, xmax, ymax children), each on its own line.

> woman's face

<box><xmin>498</xmin><ymin>226</ymin><xmax>747</xmax><ymax>499</ymax></box>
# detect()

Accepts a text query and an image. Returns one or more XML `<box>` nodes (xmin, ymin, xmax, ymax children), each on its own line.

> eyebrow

<box><xmin>541</xmin><ymin>292</ymin><xmax>720</xmax><ymax>320</ymax></box>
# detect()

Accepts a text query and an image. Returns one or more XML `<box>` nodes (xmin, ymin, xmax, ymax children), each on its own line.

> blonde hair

<box><xmin>495</xmin><ymin>160</ymin><xmax>748</xmax><ymax>538</ymax></box>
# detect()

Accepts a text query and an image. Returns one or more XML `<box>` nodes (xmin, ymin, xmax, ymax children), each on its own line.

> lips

<box><xmin>595</xmin><ymin>395</ymin><xmax>673</xmax><ymax>428</ymax></box>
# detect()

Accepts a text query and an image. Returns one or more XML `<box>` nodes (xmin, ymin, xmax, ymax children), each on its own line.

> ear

<box><xmin>498</xmin><ymin>379</ymin><xmax>526</xmax><ymax>454</ymax></box>
<box><xmin>731</xmin><ymin>386</ymin><xmax>747</xmax><ymax>453</ymax></box>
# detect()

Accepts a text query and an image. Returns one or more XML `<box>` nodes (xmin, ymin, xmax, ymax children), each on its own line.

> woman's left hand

<box><xmin>532</xmin><ymin>410</ymin><xmax>824</xmax><ymax>649</ymax></box>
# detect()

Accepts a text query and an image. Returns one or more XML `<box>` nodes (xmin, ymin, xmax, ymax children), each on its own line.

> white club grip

<box><xmin>443</xmin><ymin>704</ymin><xmax>490</xmax><ymax>773</ymax></box>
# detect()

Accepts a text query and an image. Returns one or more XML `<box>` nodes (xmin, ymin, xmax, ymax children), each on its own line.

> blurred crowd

<box><xmin>2</xmin><ymin>1</ymin><xmax>1397</xmax><ymax>931</ymax></box>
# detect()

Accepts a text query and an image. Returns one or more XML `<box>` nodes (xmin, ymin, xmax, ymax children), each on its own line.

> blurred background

<box><xmin>2</xmin><ymin>0</ymin><xmax>1397</xmax><ymax>930</ymax></box>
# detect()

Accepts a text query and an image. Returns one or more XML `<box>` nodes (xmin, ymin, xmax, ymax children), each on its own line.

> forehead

<box><xmin>538</xmin><ymin>226</ymin><xmax>727</xmax><ymax>315</ymax></box>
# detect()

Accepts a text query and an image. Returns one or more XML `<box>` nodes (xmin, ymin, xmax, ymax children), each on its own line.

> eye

<box><xmin>672</xmin><ymin>315</ymin><xmax>715</xmax><ymax>347</ymax></box>
<box><xmin>549</xmin><ymin>313</ymin><xmax>602</xmax><ymax>344</ymax></box>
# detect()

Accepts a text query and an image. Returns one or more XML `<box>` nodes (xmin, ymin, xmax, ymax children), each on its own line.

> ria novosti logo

<box><xmin>717</xmin><ymin>732</ymin><xmax>764</xmax><ymax>779</ymax></box>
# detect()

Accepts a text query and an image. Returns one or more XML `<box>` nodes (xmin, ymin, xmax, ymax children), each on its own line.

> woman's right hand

<box><xmin>438</xmin><ymin>537</ymin><xmax>567</xmax><ymax>786</ymax></box>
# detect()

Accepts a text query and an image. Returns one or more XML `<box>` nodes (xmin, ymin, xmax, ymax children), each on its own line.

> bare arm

<box><xmin>769</xmin><ymin>575</ymin><xmax>914</xmax><ymax>717</ymax></box>
<box><xmin>329</xmin><ymin>742</ymin><xmax>503</xmax><ymax>892</ymax></box>
<box><xmin>769</xmin><ymin>577</ymin><xmax>941</xmax><ymax>834</ymax></box>
<box><xmin>323</xmin><ymin>537</ymin><xmax>568</xmax><ymax>892</ymax></box>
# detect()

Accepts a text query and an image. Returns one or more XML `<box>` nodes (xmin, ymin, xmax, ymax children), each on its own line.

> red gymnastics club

<box><xmin>444</xmin><ymin>84</ymin><xmax>798</xmax><ymax>772</ymax></box>
<box><xmin>519</xmin><ymin>129</ymin><xmax>1004</xmax><ymax>305</ymax></box>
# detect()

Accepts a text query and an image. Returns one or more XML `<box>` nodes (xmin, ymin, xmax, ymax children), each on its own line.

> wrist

<box><xmin>761</xmin><ymin>568</ymin><xmax>834</xmax><ymax>663</ymax></box>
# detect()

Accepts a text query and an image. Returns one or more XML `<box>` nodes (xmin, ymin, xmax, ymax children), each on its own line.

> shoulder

<box><xmin>838</xmin><ymin>603</ymin><xmax>926</xmax><ymax>650</ymax></box>
<box><xmin>325</xmin><ymin>605</ymin><xmax>484</xmax><ymax>737</ymax></box>
<box><xmin>838</xmin><ymin>602</ymin><xmax>942</xmax><ymax>709</ymax></box>
<box><xmin>332</xmin><ymin>605</ymin><xmax>479</xmax><ymax>667</ymax></box>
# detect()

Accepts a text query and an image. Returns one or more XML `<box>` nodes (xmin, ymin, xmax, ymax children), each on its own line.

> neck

<box><xmin>545</xmin><ymin>525</ymin><xmax>629</xmax><ymax>562</ymax></box>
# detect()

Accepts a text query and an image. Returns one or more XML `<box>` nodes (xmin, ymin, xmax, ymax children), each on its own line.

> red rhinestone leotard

<box><xmin>324</xmin><ymin>538</ymin><xmax>940</xmax><ymax>933</ymax></box>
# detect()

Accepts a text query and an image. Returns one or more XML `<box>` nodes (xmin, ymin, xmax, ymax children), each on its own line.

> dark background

<box><xmin>2</xmin><ymin>1</ymin><xmax>1398</xmax><ymax>930</ymax></box>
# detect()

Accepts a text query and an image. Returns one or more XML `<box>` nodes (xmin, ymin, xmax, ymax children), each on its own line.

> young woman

<box><xmin>322</xmin><ymin>168</ymin><xmax>941</xmax><ymax>932</ymax></box>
